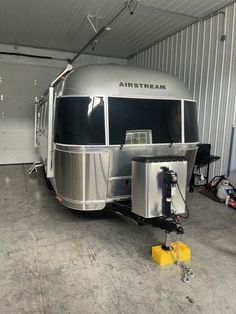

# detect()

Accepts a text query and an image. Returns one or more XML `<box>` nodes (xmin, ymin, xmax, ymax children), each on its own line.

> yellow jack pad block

<box><xmin>152</xmin><ymin>241</ymin><xmax>191</xmax><ymax>266</ymax></box>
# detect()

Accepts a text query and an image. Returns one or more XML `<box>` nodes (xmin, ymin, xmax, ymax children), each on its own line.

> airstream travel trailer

<box><xmin>34</xmin><ymin>64</ymin><xmax>199</xmax><ymax>231</ymax></box>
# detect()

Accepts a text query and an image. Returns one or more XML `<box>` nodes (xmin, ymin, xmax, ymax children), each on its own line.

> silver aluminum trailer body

<box><xmin>36</xmin><ymin>64</ymin><xmax>199</xmax><ymax>213</ymax></box>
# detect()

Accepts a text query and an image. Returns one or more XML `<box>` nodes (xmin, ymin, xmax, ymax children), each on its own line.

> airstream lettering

<box><xmin>119</xmin><ymin>81</ymin><xmax>167</xmax><ymax>89</ymax></box>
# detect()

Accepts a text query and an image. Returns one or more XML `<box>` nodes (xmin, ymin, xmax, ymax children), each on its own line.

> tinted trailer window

<box><xmin>108</xmin><ymin>97</ymin><xmax>181</xmax><ymax>145</ymax></box>
<box><xmin>54</xmin><ymin>96</ymin><xmax>105</xmax><ymax>145</ymax></box>
<box><xmin>184</xmin><ymin>101</ymin><xmax>199</xmax><ymax>143</ymax></box>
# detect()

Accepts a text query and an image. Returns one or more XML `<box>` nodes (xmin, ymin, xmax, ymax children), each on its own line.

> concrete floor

<box><xmin>0</xmin><ymin>164</ymin><xmax>236</xmax><ymax>314</ymax></box>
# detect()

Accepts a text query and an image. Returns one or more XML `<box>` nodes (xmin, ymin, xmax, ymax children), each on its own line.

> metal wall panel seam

<box><xmin>153</xmin><ymin>44</ymin><xmax>157</xmax><ymax>69</ymax></box>
<box><xmin>166</xmin><ymin>37</ymin><xmax>169</xmax><ymax>72</ymax></box>
<box><xmin>164</xmin><ymin>39</ymin><xmax>167</xmax><ymax>71</ymax></box>
<box><xmin>158</xmin><ymin>43</ymin><xmax>162</xmax><ymax>70</ymax></box>
<box><xmin>147</xmin><ymin>48</ymin><xmax>152</xmax><ymax>69</ymax></box>
<box><xmin>138</xmin><ymin>53</ymin><xmax>141</xmax><ymax>67</ymax></box>
<box><xmin>202</xmin><ymin>18</ymin><xmax>213</xmax><ymax>141</ymax></box>
<box><xmin>212</xmin><ymin>9</ymin><xmax>227</xmax><ymax>175</ymax></box>
<box><xmin>133</xmin><ymin>54</ymin><xmax>137</xmax><ymax>66</ymax></box>
<box><xmin>183</xmin><ymin>27</ymin><xmax>189</xmax><ymax>85</ymax></box>
<box><xmin>145</xmin><ymin>49</ymin><xmax>148</xmax><ymax>67</ymax></box>
<box><xmin>178</xmin><ymin>30</ymin><xmax>183</xmax><ymax>79</ymax></box>
<box><xmin>226</xmin><ymin>4</ymin><xmax>236</xmax><ymax>168</ymax></box>
<box><xmin>176</xmin><ymin>31</ymin><xmax>181</xmax><ymax>77</ymax></box>
<box><xmin>197</xmin><ymin>20</ymin><xmax>206</xmax><ymax>126</ymax></box>
<box><xmin>148</xmin><ymin>47</ymin><xmax>152</xmax><ymax>69</ymax></box>
<box><xmin>170</xmin><ymin>35</ymin><xmax>174</xmax><ymax>73</ymax></box>
<box><xmin>162</xmin><ymin>40</ymin><xmax>166</xmax><ymax>71</ymax></box>
<box><xmin>163</xmin><ymin>40</ymin><xmax>167</xmax><ymax>70</ymax></box>
<box><xmin>207</xmin><ymin>14</ymin><xmax>220</xmax><ymax>144</ymax></box>
<box><xmin>214</xmin><ymin>7</ymin><xmax>233</xmax><ymax>174</ymax></box>
<box><xmin>193</xmin><ymin>22</ymin><xmax>200</xmax><ymax>99</ymax></box>
<box><xmin>149</xmin><ymin>47</ymin><xmax>153</xmax><ymax>69</ymax></box>
<box><xmin>139</xmin><ymin>51</ymin><xmax>142</xmax><ymax>67</ymax></box>
<box><xmin>146</xmin><ymin>48</ymin><xmax>150</xmax><ymax>69</ymax></box>
<box><xmin>147</xmin><ymin>48</ymin><xmax>150</xmax><ymax>68</ymax></box>
<box><xmin>174</xmin><ymin>33</ymin><xmax>179</xmax><ymax>76</ymax></box>
<box><xmin>130</xmin><ymin>55</ymin><xmax>134</xmax><ymax>66</ymax></box>
<box><xmin>169</xmin><ymin>37</ymin><xmax>172</xmax><ymax>73</ymax></box>
<box><xmin>188</xmin><ymin>24</ymin><xmax>194</xmax><ymax>90</ymax></box>
<box><xmin>219</xmin><ymin>5</ymin><xmax>236</xmax><ymax>174</ymax></box>
<box><xmin>150</xmin><ymin>47</ymin><xmax>153</xmax><ymax>69</ymax></box>
<box><xmin>233</xmin><ymin>12</ymin><xmax>236</xmax><ymax>123</ymax></box>
<box><xmin>232</xmin><ymin>8</ymin><xmax>236</xmax><ymax>184</ymax></box>
<box><xmin>141</xmin><ymin>51</ymin><xmax>144</xmax><ymax>67</ymax></box>
<box><xmin>181</xmin><ymin>29</ymin><xmax>185</xmax><ymax>79</ymax></box>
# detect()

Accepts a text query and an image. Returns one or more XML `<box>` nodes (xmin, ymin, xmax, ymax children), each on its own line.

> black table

<box><xmin>189</xmin><ymin>153</ymin><xmax>220</xmax><ymax>192</ymax></box>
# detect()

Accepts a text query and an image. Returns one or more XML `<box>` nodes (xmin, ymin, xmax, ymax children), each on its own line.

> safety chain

<box><xmin>166</xmin><ymin>232</ymin><xmax>195</xmax><ymax>283</ymax></box>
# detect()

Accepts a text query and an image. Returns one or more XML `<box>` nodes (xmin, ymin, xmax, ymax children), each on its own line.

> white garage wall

<box><xmin>0</xmin><ymin>44</ymin><xmax>127</xmax><ymax>165</ymax></box>
<box><xmin>129</xmin><ymin>3</ymin><xmax>236</xmax><ymax>183</ymax></box>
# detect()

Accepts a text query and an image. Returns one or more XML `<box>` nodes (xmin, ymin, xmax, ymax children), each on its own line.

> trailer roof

<box><xmin>61</xmin><ymin>64</ymin><xmax>192</xmax><ymax>99</ymax></box>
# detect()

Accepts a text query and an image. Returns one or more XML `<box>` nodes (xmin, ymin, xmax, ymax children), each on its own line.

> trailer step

<box><xmin>28</xmin><ymin>161</ymin><xmax>43</xmax><ymax>174</ymax></box>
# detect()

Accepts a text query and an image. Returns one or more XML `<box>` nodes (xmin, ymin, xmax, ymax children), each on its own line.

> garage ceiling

<box><xmin>0</xmin><ymin>0</ymin><xmax>235</xmax><ymax>59</ymax></box>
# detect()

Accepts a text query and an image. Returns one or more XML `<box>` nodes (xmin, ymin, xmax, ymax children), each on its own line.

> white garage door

<box><xmin>0</xmin><ymin>62</ymin><xmax>60</xmax><ymax>164</ymax></box>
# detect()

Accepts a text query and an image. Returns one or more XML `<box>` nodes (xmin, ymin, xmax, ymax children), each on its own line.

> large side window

<box><xmin>108</xmin><ymin>97</ymin><xmax>181</xmax><ymax>145</ymax></box>
<box><xmin>184</xmin><ymin>101</ymin><xmax>199</xmax><ymax>143</ymax></box>
<box><xmin>54</xmin><ymin>96</ymin><xmax>105</xmax><ymax>145</ymax></box>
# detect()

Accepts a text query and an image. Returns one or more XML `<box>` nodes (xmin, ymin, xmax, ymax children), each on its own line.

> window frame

<box><xmin>52</xmin><ymin>95</ymin><xmax>198</xmax><ymax>147</ymax></box>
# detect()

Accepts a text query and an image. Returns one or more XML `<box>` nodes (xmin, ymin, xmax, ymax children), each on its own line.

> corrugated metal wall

<box><xmin>0</xmin><ymin>45</ymin><xmax>127</xmax><ymax>164</ymax></box>
<box><xmin>129</xmin><ymin>3</ymin><xmax>236</xmax><ymax>183</ymax></box>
